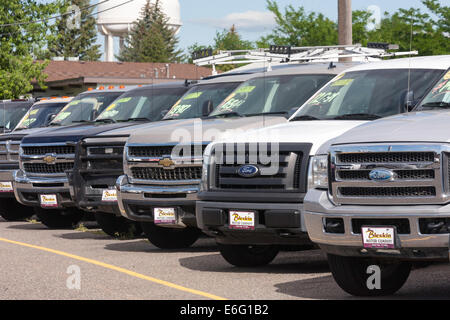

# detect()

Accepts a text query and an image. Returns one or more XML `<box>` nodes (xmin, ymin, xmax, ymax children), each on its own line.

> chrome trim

<box><xmin>330</xmin><ymin>144</ymin><xmax>450</xmax><ymax>205</ymax></box>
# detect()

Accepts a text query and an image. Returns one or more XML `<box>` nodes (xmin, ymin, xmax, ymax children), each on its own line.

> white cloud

<box><xmin>192</xmin><ymin>10</ymin><xmax>276</xmax><ymax>32</ymax></box>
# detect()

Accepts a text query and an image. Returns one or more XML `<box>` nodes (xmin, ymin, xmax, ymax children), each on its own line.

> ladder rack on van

<box><xmin>193</xmin><ymin>43</ymin><xmax>419</xmax><ymax>75</ymax></box>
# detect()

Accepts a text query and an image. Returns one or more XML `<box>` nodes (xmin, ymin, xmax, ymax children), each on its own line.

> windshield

<box><xmin>14</xmin><ymin>102</ymin><xmax>68</xmax><ymax>130</ymax></box>
<box><xmin>208</xmin><ymin>74</ymin><xmax>333</xmax><ymax>118</ymax></box>
<box><xmin>50</xmin><ymin>92</ymin><xmax>121</xmax><ymax>126</ymax></box>
<box><xmin>292</xmin><ymin>69</ymin><xmax>443</xmax><ymax>121</ymax></box>
<box><xmin>96</xmin><ymin>87</ymin><xmax>187</xmax><ymax>122</ymax></box>
<box><xmin>417</xmin><ymin>70</ymin><xmax>450</xmax><ymax>109</ymax></box>
<box><xmin>0</xmin><ymin>101</ymin><xmax>33</xmax><ymax>132</ymax></box>
<box><xmin>163</xmin><ymin>82</ymin><xmax>240</xmax><ymax>120</ymax></box>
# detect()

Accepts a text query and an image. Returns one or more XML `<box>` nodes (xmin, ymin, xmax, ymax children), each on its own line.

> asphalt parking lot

<box><xmin>0</xmin><ymin>216</ymin><xmax>449</xmax><ymax>300</ymax></box>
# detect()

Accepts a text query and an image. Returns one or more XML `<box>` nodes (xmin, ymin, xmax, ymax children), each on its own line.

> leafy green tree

<box><xmin>256</xmin><ymin>0</ymin><xmax>338</xmax><ymax>48</ymax></box>
<box><xmin>352</xmin><ymin>10</ymin><xmax>374</xmax><ymax>46</ymax></box>
<box><xmin>0</xmin><ymin>0</ymin><xmax>61</xmax><ymax>99</ymax></box>
<box><xmin>117</xmin><ymin>0</ymin><xmax>182</xmax><ymax>63</ymax></box>
<box><xmin>214</xmin><ymin>25</ymin><xmax>254</xmax><ymax>51</ymax></box>
<box><xmin>47</xmin><ymin>0</ymin><xmax>101</xmax><ymax>61</ymax></box>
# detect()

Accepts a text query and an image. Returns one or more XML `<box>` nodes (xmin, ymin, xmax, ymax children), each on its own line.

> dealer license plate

<box><xmin>362</xmin><ymin>226</ymin><xmax>396</xmax><ymax>249</ymax></box>
<box><xmin>40</xmin><ymin>194</ymin><xmax>58</xmax><ymax>208</ymax></box>
<box><xmin>102</xmin><ymin>189</ymin><xmax>117</xmax><ymax>202</ymax></box>
<box><xmin>154</xmin><ymin>208</ymin><xmax>176</xmax><ymax>224</ymax></box>
<box><xmin>0</xmin><ymin>181</ymin><xmax>13</xmax><ymax>192</ymax></box>
<box><xmin>229</xmin><ymin>211</ymin><xmax>255</xmax><ymax>230</ymax></box>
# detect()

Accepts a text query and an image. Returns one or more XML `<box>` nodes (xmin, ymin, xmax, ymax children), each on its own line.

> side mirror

<box><xmin>287</xmin><ymin>107</ymin><xmax>298</xmax><ymax>118</ymax></box>
<box><xmin>202</xmin><ymin>100</ymin><xmax>214</xmax><ymax>117</ymax></box>
<box><xmin>44</xmin><ymin>113</ymin><xmax>56</xmax><ymax>125</ymax></box>
<box><xmin>404</xmin><ymin>90</ymin><xmax>415</xmax><ymax>112</ymax></box>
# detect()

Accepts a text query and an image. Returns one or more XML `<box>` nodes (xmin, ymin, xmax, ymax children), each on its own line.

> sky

<box><xmin>40</xmin><ymin>0</ymin><xmax>447</xmax><ymax>60</ymax></box>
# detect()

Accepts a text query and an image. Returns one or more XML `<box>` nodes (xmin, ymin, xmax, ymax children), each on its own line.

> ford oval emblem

<box><xmin>237</xmin><ymin>165</ymin><xmax>259</xmax><ymax>178</ymax></box>
<box><xmin>369</xmin><ymin>169</ymin><xmax>394</xmax><ymax>182</ymax></box>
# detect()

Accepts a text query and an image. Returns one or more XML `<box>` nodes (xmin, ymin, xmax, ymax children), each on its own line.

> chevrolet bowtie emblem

<box><xmin>159</xmin><ymin>158</ymin><xmax>174</xmax><ymax>168</ymax></box>
<box><xmin>43</xmin><ymin>155</ymin><xmax>57</xmax><ymax>165</ymax></box>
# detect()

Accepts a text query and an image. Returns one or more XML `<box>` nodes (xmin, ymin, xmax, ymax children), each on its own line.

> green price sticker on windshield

<box><xmin>116</xmin><ymin>97</ymin><xmax>132</xmax><ymax>104</ymax></box>
<box><xmin>331</xmin><ymin>79</ymin><xmax>354</xmax><ymax>87</ymax></box>
<box><xmin>235</xmin><ymin>86</ymin><xmax>256</xmax><ymax>94</ymax></box>
<box><xmin>54</xmin><ymin>112</ymin><xmax>70</xmax><ymax>121</ymax></box>
<box><xmin>183</xmin><ymin>92</ymin><xmax>203</xmax><ymax>100</ymax></box>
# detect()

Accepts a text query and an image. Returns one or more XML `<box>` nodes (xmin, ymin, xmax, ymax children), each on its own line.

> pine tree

<box><xmin>48</xmin><ymin>0</ymin><xmax>101</xmax><ymax>61</ymax></box>
<box><xmin>117</xmin><ymin>0</ymin><xmax>182</xmax><ymax>63</ymax></box>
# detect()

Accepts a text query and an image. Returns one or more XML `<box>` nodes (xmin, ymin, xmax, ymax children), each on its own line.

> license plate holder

<box><xmin>101</xmin><ymin>189</ymin><xmax>117</xmax><ymax>202</ymax></box>
<box><xmin>40</xmin><ymin>194</ymin><xmax>58</xmax><ymax>208</ymax></box>
<box><xmin>362</xmin><ymin>226</ymin><xmax>396</xmax><ymax>249</ymax></box>
<box><xmin>229</xmin><ymin>210</ymin><xmax>255</xmax><ymax>230</ymax></box>
<box><xmin>154</xmin><ymin>207</ymin><xmax>176</xmax><ymax>225</ymax></box>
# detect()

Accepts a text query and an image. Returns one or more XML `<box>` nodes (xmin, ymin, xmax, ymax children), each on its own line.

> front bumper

<box><xmin>14</xmin><ymin>170</ymin><xmax>74</xmax><ymax>208</ymax></box>
<box><xmin>196</xmin><ymin>200</ymin><xmax>310</xmax><ymax>246</ymax></box>
<box><xmin>116</xmin><ymin>175</ymin><xmax>199</xmax><ymax>227</ymax></box>
<box><xmin>304</xmin><ymin>189</ymin><xmax>450</xmax><ymax>261</ymax></box>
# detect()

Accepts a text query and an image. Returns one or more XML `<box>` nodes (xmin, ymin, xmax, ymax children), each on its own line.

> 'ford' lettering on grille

<box><xmin>369</xmin><ymin>169</ymin><xmax>394</xmax><ymax>182</ymax></box>
<box><xmin>237</xmin><ymin>165</ymin><xmax>259</xmax><ymax>178</ymax></box>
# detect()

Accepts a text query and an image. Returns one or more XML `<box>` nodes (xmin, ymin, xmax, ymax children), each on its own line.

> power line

<box><xmin>0</xmin><ymin>0</ymin><xmax>110</xmax><ymax>28</ymax></box>
<box><xmin>0</xmin><ymin>0</ymin><xmax>136</xmax><ymax>39</ymax></box>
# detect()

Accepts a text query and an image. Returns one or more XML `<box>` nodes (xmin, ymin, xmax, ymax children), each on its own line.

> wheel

<box><xmin>327</xmin><ymin>254</ymin><xmax>412</xmax><ymax>297</ymax></box>
<box><xmin>95</xmin><ymin>212</ymin><xmax>142</xmax><ymax>238</ymax></box>
<box><xmin>34</xmin><ymin>207</ymin><xmax>84</xmax><ymax>229</ymax></box>
<box><xmin>218</xmin><ymin>243</ymin><xmax>279</xmax><ymax>267</ymax></box>
<box><xmin>0</xmin><ymin>198</ymin><xmax>34</xmax><ymax>221</ymax></box>
<box><xmin>140</xmin><ymin>222</ymin><xmax>201</xmax><ymax>249</ymax></box>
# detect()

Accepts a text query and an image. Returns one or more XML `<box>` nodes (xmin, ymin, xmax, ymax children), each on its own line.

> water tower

<box><xmin>97</xmin><ymin>0</ymin><xmax>182</xmax><ymax>62</ymax></box>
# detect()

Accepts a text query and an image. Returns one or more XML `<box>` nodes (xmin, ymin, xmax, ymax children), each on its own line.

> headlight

<box><xmin>308</xmin><ymin>155</ymin><xmax>329</xmax><ymax>190</ymax></box>
<box><xmin>200</xmin><ymin>144</ymin><xmax>213</xmax><ymax>191</ymax></box>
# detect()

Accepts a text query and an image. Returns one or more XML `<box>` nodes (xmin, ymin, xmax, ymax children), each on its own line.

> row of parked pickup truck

<box><xmin>1</xmin><ymin>54</ymin><xmax>449</xmax><ymax>297</ymax></box>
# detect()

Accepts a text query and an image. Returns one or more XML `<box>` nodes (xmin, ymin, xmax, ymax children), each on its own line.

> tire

<box><xmin>327</xmin><ymin>254</ymin><xmax>412</xmax><ymax>297</ymax></box>
<box><xmin>34</xmin><ymin>207</ymin><xmax>84</xmax><ymax>229</ymax></box>
<box><xmin>95</xmin><ymin>212</ymin><xmax>142</xmax><ymax>238</ymax></box>
<box><xmin>141</xmin><ymin>222</ymin><xmax>201</xmax><ymax>249</ymax></box>
<box><xmin>0</xmin><ymin>198</ymin><xmax>34</xmax><ymax>221</ymax></box>
<box><xmin>218</xmin><ymin>243</ymin><xmax>279</xmax><ymax>267</ymax></box>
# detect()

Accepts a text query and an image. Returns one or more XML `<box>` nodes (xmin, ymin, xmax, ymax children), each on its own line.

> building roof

<box><xmin>39</xmin><ymin>61</ymin><xmax>213</xmax><ymax>87</ymax></box>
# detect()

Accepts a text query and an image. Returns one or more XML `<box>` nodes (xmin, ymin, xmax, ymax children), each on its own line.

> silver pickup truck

<box><xmin>117</xmin><ymin>62</ymin><xmax>357</xmax><ymax>249</ymax></box>
<box><xmin>304</xmin><ymin>70</ymin><xmax>450</xmax><ymax>296</ymax></box>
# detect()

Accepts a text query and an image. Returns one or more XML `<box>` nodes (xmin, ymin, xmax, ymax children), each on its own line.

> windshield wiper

<box><xmin>48</xmin><ymin>122</ymin><xmax>62</xmax><ymax>126</ymax></box>
<box><xmin>72</xmin><ymin>120</ymin><xmax>93</xmax><ymax>123</ymax></box>
<box><xmin>117</xmin><ymin>117</ymin><xmax>150</xmax><ymax>122</ymax></box>
<box><xmin>207</xmin><ymin>111</ymin><xmax>245</xmax><ymax>119</ymax></box>
<box><xmin>94</xmin><ymin>118</ymin><xmax>116</xmax><ymax>123</ymax></box>
<box><xmin>332</xmin><ymin>113</ymin><xmax>381</xmax><ymax>120</ymax></box>
<box><xmin>420</xmin><ymin>102</ymin><xmax>450</xmax><ymax>109</ymax></box>
<box><xmin>246</xmin><ymin>111</ymin><xmax>288</xmax><ymax>117</ymax></box>
<box><xmin>291</xmin><ymin>115</ymin><xmax>322</xmax><ymax>121</ymax></box>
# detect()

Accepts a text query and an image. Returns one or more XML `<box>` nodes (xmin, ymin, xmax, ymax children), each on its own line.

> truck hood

<box><xmin>329</xmin><ymin>111</ymin><xmax>450</xmax><ymax>148</ymax></box>
<box><xmin>0</xmin><ymin>126</ymin><xmax>65</xmax><ymax>142</ymax></box>
<box><xmin>20</xmin><ymin>122</ymin><xmax>142</xmax><ymax>144</ymax></box>
<box><xmin>215</xmin><ymin>120</ymin><xmax>366</xmax><ymax>155</ymax></box>
<box><xmin>126</xmin><ymin>116</ymin><xmax>289</xmax><ymax>145</ymax></box>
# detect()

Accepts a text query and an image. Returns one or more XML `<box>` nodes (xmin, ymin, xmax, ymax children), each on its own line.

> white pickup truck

<box><xmin>304</xmin><ymin>69</ymin><xmax>450</xmax><ymax>296</ymax></box>
<box><xmin>197</xmin><ymin>56</ymin><xmax>450</xmax><ymax>267</ymax></box>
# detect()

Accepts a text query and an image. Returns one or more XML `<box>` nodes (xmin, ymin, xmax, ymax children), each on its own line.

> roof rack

<box><xmin>193</xmin><ymin>43</ymin><xmax>418</xmax><ymax>75</ymax></box>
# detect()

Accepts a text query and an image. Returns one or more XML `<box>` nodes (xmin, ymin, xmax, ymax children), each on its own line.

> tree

<box><xmin>117</xmin><ymin>0</ymin><xmax>182</xmax><ymax>63</ymax></box>
<box><xmin>47</xmin><ymin>0</ymin><xmax>101</xmax><ymax>61</ymax></box>
<box><xmin>214</xmin><ymin>25</ymin><xmax>254</xmax><ymax>51</ymax></box>
<box><xmin>256</xmin><ymin>0</ymin><xmax>338</xmax><ymax>48</ymax></box>
<box><xmin>0</xmin><ymin>0</ymin><xmax>61</xmax><ymax>99</ymax></box>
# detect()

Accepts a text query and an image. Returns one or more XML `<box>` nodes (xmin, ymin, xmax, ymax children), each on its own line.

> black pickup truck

<box><xmin>15</xmin><ymin>82</ymin><xmax>191</xmax><ymax>229</ymax></box>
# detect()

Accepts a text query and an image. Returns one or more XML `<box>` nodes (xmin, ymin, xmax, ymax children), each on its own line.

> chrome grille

<box><xmin>331</xmin><ymin>144</ymin><xmax>447</xmax><ymax>205</ymax></box>
<box><xmin>128</xmin><ymin>145</ymin><xmax>206</xmax><ymax>158</ymax></box>
<box><xmin>24</xmin><ymin>162</ymin><xmax>73</xmax><ymax>174</ymax></box>
<box><xmin>131</xmin><ymin>167</ymin><xmax>202</xmax><ymax>181</ymax></box>
<box><xmin>0</xmin><ymin>140</ymin><xmax>21</xmax><ymax>162</ymax></box>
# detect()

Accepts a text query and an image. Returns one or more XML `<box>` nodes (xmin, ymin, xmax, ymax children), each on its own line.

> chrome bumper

<box><xmin>14</xmin><ymin>170</ymin><xmax>73</xmax><ymax>208</ymax></box>
<box><xmin>116</xmin><ymin>175</ymin><xmax>199</xmax><ymax>225</ymax></box>
<box><xmin>304</xmin><ymin>189</ymin><xmax>450</xmax><ymax>261</ymax></box>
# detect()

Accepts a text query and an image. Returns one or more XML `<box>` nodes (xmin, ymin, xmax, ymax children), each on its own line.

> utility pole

<box><xmin>338</xmin><ymin>0</ymin><xmax>352</xmax><ymax>62</ymax></box>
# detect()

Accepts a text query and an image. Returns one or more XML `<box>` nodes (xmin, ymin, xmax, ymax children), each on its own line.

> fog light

<box><xmin>324</xmin><ymin>218</ymin><xmax>345</xmax><ymax>234</ymax></box>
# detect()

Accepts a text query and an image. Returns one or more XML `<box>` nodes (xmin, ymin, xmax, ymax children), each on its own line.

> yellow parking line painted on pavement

<box><xmin>0</xmin><ymin>237</ymin><xmax>227</xmax><ymax>300</ymax></box>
